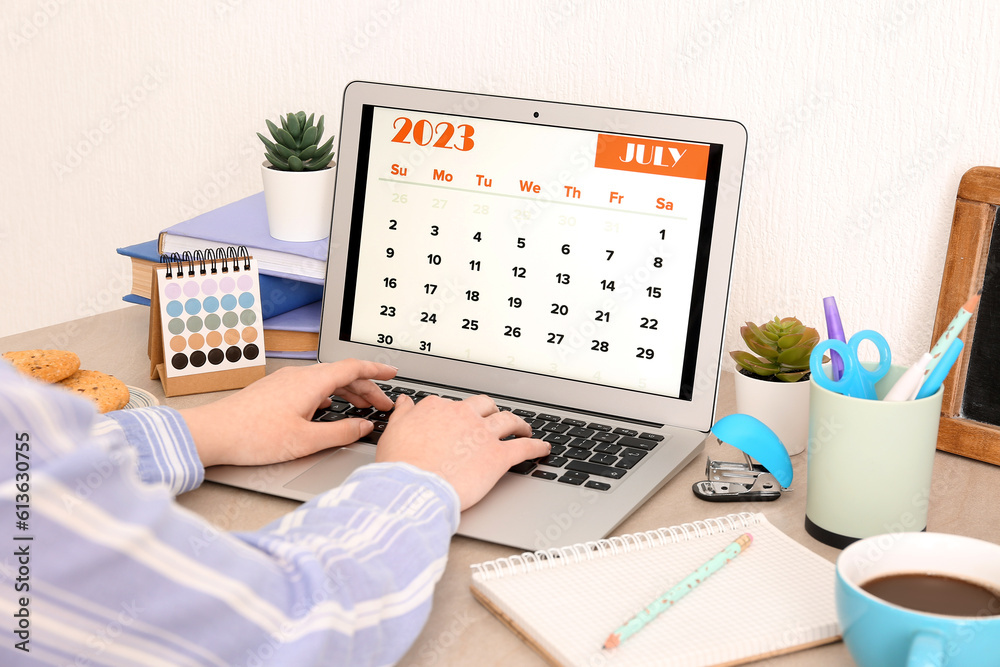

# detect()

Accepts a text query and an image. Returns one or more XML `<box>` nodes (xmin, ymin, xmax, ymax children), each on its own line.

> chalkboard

<box><xmin>933</xmin><ymin>166</ymin><xmax>1000</xmax><ymax>465</ymax></box>
<box><xmin>962</xmin><ymin>210</ymin><xmax>1000</xmax><ymax>422</ymax></box>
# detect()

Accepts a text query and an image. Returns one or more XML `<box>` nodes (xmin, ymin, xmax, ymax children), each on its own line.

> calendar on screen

<box><xmin>339</xmin><ymin>106</ymin><xmax>720</xmax><ymax>400</ymax></box>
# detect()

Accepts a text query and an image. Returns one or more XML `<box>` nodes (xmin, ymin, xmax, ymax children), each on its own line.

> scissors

<box><xmin>810</xmin><ymin>330</ymin><xmax>892</xmax><ymax>400</ymax></box>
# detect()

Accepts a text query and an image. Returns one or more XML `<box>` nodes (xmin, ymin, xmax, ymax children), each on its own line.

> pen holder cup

<box><xmin>805</xmin><ymin>364</ymin><xmax>943</xmax><ymax>549</ymax></box>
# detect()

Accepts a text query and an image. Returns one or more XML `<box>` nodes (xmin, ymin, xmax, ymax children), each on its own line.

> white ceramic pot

<box><xmin>260</xmin><ymin>162</ymin><xmax>336</xmax><ymax>242</ymax></box>
<box><xmin>732</xmin><ymin>369</ymin><xmax>810</xmax><ymax>455</ymax></box>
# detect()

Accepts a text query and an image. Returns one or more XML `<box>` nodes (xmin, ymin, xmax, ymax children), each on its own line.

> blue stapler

<box><xmin>692</xmin><ymin>414</ymin><xmax>793</xmax><ymax>502</ymax></box>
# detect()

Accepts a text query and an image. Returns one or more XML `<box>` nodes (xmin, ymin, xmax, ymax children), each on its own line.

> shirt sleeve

<box><xmin>103</xmin><ymin>405</ymin><xmax>205</xmax><ymax>495</ymax></box>
<box><xmin>0</xmin><ymin>362</ymin><xmax>460</xmax><ymax>666</ymax></box>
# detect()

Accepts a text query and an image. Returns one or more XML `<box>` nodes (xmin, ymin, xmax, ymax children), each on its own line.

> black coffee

<box><xmin>862</xmin><ymin>573</ymin><xmax>1000</xmax><ymax>617</ymax></box>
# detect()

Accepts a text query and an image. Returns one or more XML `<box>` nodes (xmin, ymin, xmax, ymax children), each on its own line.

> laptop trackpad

<box><xmin>283</xmin><ymin>447</ymin><xmax>374</xmax><ymax>495</ymax></box>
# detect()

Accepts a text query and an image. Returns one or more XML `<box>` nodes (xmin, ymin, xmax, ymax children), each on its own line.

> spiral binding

<box><xmin>470</xmin><ymin>512</ymin><xmax>760</xmax><ymax>580</ymax></box>
<box><xmin>160</xmin><ymin>246</ymin><xmax>251</xmax><ymax>279</ymax></box>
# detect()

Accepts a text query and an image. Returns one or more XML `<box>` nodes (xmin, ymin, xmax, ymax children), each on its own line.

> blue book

<box><xmin>117</xmin><ymin>239</ymin><xmax>322</xmax><ymax>320</ymax></box>
<box><xmin>157</xmin><ymin>192</ymin><xmax>327</xmax><ymax>284</ymax></box>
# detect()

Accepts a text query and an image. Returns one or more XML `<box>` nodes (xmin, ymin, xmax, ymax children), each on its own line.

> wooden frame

<box><xmin>933</xmin><ymin>166</ymin><xmax>1000</xmax><ymax>465</ymax></box>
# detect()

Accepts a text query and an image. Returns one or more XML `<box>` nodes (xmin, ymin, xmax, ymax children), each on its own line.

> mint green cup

<box><xmin>805</xmin><ymin>364</ymin><xmax>944</xmax><ymax>548</ymax></box>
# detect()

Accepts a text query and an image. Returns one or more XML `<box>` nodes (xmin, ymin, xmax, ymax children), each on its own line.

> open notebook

<box><xmin>470</xmin><ymin>512</ymin><xmax>840</xmax><ymax>667</ymax></box>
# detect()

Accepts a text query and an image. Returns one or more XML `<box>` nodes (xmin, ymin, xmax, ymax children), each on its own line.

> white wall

<box><xmin>3</xmin><ymin>0</ymin><xmax>999</xmax><ymax>367</ymax></box>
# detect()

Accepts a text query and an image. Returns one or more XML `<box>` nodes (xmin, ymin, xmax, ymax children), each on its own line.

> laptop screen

<box><xmin>337</xmin><ymin>104</ymin><xmax>723</xmax><ymax>401</ymax></box>
<box><xmin>322</xmin><ymin>83</ymin><xmax>745</xmax><ymax>429</ymax></box>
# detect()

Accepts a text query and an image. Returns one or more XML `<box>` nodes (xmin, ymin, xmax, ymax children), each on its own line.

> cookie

<box><xmin>57</xmin><ymin>370</ymin><xmax>131</xmax><ymax>414</ymax></box>
<box><xmin>2</xmin><ymin>349</ymin><xmax>81</xmax><ymax>383</ymax></box>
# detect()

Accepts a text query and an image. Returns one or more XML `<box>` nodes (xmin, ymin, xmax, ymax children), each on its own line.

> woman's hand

<box><xmin>179</xmin><ymin>360</ymin><xmax>397</xmax><ymax>467</ymax></box>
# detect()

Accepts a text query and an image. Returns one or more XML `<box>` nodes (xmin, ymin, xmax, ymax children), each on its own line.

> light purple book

<box><xmin>265</xmin><ymin>350</ymin><xmax>317</xmax><ymax>360</ymax></box>
<box><xmin>263</xmin><ymin>301</ymin><xmax>320</xmax><ymax>359</ymax></box>
<box><xmin>158</xmin><ymin>192</ymin><xmax>328</xmax><ymax>285</ymax></box>
<box><xmin>263</xmin><ymin>300</ymin><xmax>321</xmax><ymax>332</ymax></box>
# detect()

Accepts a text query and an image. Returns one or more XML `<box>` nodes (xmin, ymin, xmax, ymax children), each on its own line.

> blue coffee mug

<box><xmin>836</xmin><ymin>532</ymin><xmax>1000</xmax><ymax>666</ymax></box>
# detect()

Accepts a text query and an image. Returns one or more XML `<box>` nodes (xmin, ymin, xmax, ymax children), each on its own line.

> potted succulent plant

<box><xmin>257</xmin><ymin>111</ymin><xmax>336</xmax><ymax>242</ymax></box>
<box><xmin>730</xmin><ymin>317</ymin><xmax>824</xmax><ymax>455</ymax></box>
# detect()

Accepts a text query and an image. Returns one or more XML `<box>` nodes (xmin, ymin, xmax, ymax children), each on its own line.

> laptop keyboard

<box><xmin>311</xmin><ymin>384</ymin><xmax>670</xmax><ymax>492</ymax></box>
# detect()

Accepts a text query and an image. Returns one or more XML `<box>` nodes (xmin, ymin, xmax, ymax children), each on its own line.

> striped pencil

<box><xmin>603</xmin><ymin>533</ymin><xmax>753</xmax><ymax>650</ymax></box>
<box><xmin>923</xmin><ymin>290</ymin><xmax>982</xmax><ymax>380</ymax></box>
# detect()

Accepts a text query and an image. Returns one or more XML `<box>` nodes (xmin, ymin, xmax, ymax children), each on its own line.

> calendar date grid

<box><xmin>351</xmin><ymin>180</ymin><xmax>699</xmax><ymax>396</ymax></box>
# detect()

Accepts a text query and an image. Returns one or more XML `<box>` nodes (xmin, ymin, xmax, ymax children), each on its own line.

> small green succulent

<box><xmin>257</xmin><ymin>111</ymin><xmax>335</xmax><ymax>172</ymax></box>
<box><xmin>730</xmin><ymin>316</ymin><xmax>823</xmax><ymax>382</ymax></box>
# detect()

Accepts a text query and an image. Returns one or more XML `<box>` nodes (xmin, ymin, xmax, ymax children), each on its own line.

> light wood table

<box><xmin>4</xmin><ymin>306</ymin><xmax>999</xmax><ymax>666</ymax></box>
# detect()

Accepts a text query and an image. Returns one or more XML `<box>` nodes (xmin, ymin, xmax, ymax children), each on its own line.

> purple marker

<box><xmin>824</xmin><ymin>296</ymin><xmax>846</xmax><ymax>381</ymax></box>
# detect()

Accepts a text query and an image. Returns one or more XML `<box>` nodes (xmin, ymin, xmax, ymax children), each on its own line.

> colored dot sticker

<box><xmin>238</xmin><ymin>292</ymin><xmax>255</xmax><ymax>309</ymax></box>
<box><xmin>204</xmin><ymin>313</ymin><xmax>222</xmax><ymax>331</ymax></box>
<box><xmin>168</xmin><ymin>318</ymin><xmax>186</xmax><ymax>335</ymax></box>
<box><xmin>221</xmin><ymin>294</ymin><xmax>237</xmax><ymax>311</ymax></box>
<box><xmin>164</xmin><ymin>282</ymin><xmax>182</xmax><ymax>300</ymax></box>
<box><xmin>188</xmin><ymin>333</ymin><xmax>205</xmax><ymax>349</ymax></box>
<box><xmin>185</xmin><ymin>298</ymin><xmax>201</xmax><ymax>316</ymax></box>
<box><xmin>166</xmin><ymin>300</ymin><xmax>184</xmax><ymax>318</ymax></box>
<box><xmin>208</xmin><ymin>348</ymin><xmax>225</xmax><ymax>365</ymax></box>
<box><xmin>242</xmin><ymin>327</ymin><xmax>258</xmax><ymax>343</ymax></box>
<box><xmin>220</xmin><ymin>276</ymin><xmax>236</xmax><ymax>293</ymax></box>
<box><xmin>170</xmin><ymin>335</ymin><xmax>187</xmax><ymax>352</ymax></box>
<box><xmin>237</xmin><ymin>274</ymin><xmax>253</xmax><ymax>291</ymax></box>
<box><xmin>190</xmin><ymin>350</ymin><xmax>207</xmax><ymax>368</ymax></box>
<box><xmin>225</xmin><ymin>346</ymin><xmax>243</xmax><ymax>363</ymax></box>
<box><xmin>183</xmin><ymin>281</ymin><xmax>200</xmax><ymax>298</ymax></box>
<box><xmin>240</xmin><ymin>310</ymin><xmax>256</xmax><ymax>326</ymax></box>
<box><xmin>206</xmin><ymin>331</ymin><xmax>223</xmax><ymax>347</ymax></box>
<box><xmin>187</xmin><ymin>316</ymin><xmax>203</xmax><ymax>333</ymax></box>
<box><xmin>202</xmin><ymin>296</ymin><xmax>220</xmax><ymax>313</ymax></box>
<box><xmin>224</xmin><ymin>329</ymin><xmax>241</xmax><ymax>345</ymax></box>
<box><xmin>244</xmin><ymin>343</ymin><xmax>260</xmax><ymax>360</ymax></box>
<box><xmin>201</xmin><ymin>278</ymin><xmax>217</xmax><ymax>295</ymax></box>
<box><xmin>222</xmin><ymin>311</ymin><xmax>239</xmax><ymax>328</ymax></box>
<box><xmin>171</xmin><ymin>353</ymin><xmax>188</xmax><ymax>370</ymax></box>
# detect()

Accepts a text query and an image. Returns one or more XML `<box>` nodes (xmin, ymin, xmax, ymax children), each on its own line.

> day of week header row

<box><xmin>387</xmin><ymin>164</ymin><xmax>678</xmax><ymax>212</ymax></box>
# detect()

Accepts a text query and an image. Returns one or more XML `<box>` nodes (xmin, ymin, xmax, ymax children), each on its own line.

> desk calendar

<box><xmin>148</xmin><ymin>249</ymin><xmax>266</xmax><ymax>396</ymax></box>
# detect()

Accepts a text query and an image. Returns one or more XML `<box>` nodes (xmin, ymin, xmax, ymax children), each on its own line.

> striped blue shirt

<box><xmin>0</xmin><ymin>362</ymin><xmax>460</xmax><ymax>666</ymax></box>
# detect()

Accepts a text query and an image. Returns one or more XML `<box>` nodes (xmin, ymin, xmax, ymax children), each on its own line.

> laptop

<box><xmin>206</xmin><ymin>81</ymin><xmax>746</xmax><ymax>550</ymax></box>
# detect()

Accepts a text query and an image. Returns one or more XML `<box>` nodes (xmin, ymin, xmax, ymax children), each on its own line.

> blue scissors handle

<box><xmin>847</xmin><ymin>330</ymin><xmax>892</xmax><ymax>389</ymax></box>
<box><xmin>811</xmin><ymin>330</ymin><xmax>891</xmax><ymax>399</ymax></box>
<box><xmin>811</xmin><ymin>340</ymin><xmax>862</xmax><ymax>396</ymax></box>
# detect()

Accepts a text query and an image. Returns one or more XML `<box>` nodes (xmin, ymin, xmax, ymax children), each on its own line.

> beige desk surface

<box><xmin>4</xmin><ymin>306</ymin><xmax>1000</xmax><ymax>666</ymax></box>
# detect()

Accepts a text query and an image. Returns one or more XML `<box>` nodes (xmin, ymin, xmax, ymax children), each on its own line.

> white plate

<box><xmin>124</xmin><ymin>386</ymin><xmax>159</xmax><ymax>409</ymax></box>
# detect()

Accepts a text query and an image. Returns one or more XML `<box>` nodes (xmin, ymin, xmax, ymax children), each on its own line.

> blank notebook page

<box><xmin>470</xmin><ymin>512</ymin><xmax>839</xmax><ymax>667</ymax></box>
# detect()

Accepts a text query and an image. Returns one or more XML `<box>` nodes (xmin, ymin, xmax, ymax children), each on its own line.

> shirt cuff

<box><xmin>341</xmin><ymin>462</ymin><xmax>462</xmax><ymax>534</ymax></box>
<box><xmin>105</xmin><ymin>406</ymin><xmax>205</xmax><ymax>495</ymax></box>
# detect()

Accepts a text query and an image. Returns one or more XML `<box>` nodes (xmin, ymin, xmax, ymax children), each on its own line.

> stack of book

<box><xmin>118</xmin><ymin>192</ymin><xmax>325</xmax><ymax>359</ymax></box>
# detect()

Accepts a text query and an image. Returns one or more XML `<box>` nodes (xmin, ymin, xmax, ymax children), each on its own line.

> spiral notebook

<box><xmin>470</xmin><ymin>512</ymin><xmax>840</xmax><ymax>667</ymax></box>
<box><xmin>148</xmin><ymin>248</ymin><xmax>267</xmax><ymax>396</ymax></box>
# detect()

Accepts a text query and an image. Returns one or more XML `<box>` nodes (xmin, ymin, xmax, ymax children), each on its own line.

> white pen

<box><xmin>883</xmin><ymin>352</ymin><xmax>934</xmax><ymax>401</ymax></box>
